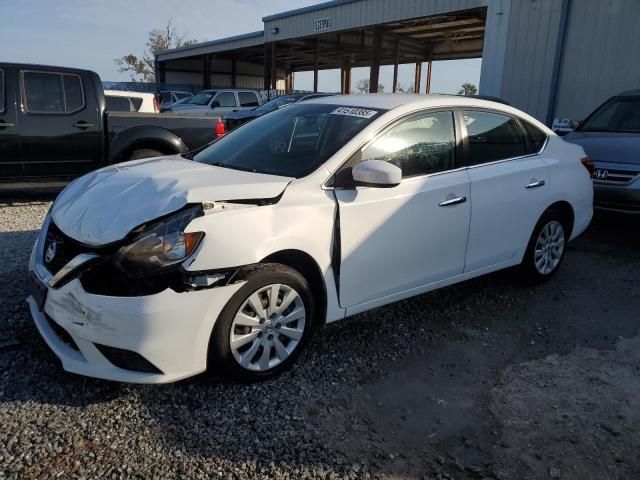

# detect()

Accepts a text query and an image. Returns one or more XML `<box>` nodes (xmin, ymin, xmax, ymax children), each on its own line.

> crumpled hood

<box><xmin>52</xmin><ymin>155</ymin><xmax>292</xmax><ymax>246</ymax></box>
<box><xmin>564</xmin><ymin>131</ymin><xmax>640</xmax><ymax>165</ymax></box>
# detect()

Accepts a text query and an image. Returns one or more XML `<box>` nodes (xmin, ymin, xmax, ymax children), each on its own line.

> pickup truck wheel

<box><xmin>128</xmin><ymin>148</ymin><xmax>166</xmax><ymax>160</ymax></box>
<box><xmin>208</xmin><ymin>263</ymin><xmax>316</xmax><ymax>382</ymax></box>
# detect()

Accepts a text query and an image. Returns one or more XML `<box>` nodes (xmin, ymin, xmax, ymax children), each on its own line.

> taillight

<box><xmin>215</xmin><ymin>119</ymin><xmax>226</xmax><ymax>138</ymax></box>
<box><xmin>153</xmin><ymin>96</ymin><xmax>159</xmax><ymax>113</ymax></box>
<box><xmin>581</xmin><ymin>156</ymin><xmax>594</xmax><ymax>178</ymax></box>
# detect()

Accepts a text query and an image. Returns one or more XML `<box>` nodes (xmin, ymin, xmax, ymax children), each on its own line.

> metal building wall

<box><xmin>554</xmin><ymin>0</ymin><xmax>640</xmax><ymax>121</ymax></box>
<box><xmin>263</xmin><ymin>0</ymin><xmax>482</xmax><ymax>42</ymax></box>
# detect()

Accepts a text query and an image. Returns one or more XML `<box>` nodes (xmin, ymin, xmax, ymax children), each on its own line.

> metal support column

<box><xmin>425</xmin><ymin>60</ymin><xmax>432</xmax><ymax>94</ymax></box>
<box><xmin>392</xmin><ymin>39</ymin><xmax>399</xmax><ymax>93</ymax></box>
<box><xmin>313</xmin><ymin>38</ymin><xmax>319</xmax><ymax>93</ymax></box>
<box><xmin>369</xmin><ymin>27</ymin><xmax>382</xmax><ymax>93</ymax></box>
<box><xmin>202</xmin><ymin>54</ymin><xmax>210</xmax><ymax>89</ymax></box>
<box><xmin>414</xmin><ymin>62</ymin><xmax>422</xmax><ymax>94</ymax></box>
<box><xmin>270</xmin><ymin>43</ymin><xmax>277</xmax><ymax>91</ymax></box>
<box><xmin>263</xmin><ymin>44</ymin><xmax>271</xmax><ymax>92</ymax></box>
<box><xmin>231</xmin><ymin>58</ymin><xmax>237</xmax><ymax>88</ymax></box>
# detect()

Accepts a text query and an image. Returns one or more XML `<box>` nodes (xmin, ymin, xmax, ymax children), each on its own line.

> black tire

<box><xmin>128</xmin><ymin>148</ymin><xmax>166</xmax><ymax>160</ymax></box>
<box><xmin>520</xmin><ymin>209</ymin><xmax>569</xmax><ymax>282</ymax></box>
<box><xmin>208</xmin><ymin>263</ymin><xmax>316</xmax><ymax>382</ymax></box>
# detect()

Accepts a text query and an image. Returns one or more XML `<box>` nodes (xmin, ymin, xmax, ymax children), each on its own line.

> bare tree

<box><xmin>395</xmin><ymin>82</ymin><xmax>415</xmax><ymax>93</ymax></box>
<box><xmin>115</xmin><ymin>19</ymin><xmax>198</xmax><ymax>82</ymax></box>
<box><xmin>457</xmin><ymin>82</ymin><xmax>478</xmax><ymax>96</ymax></box>
<box><xmin>354</xmin><ymin>79</ymin><xmax>385</xmax><ymax>94</ymax></box>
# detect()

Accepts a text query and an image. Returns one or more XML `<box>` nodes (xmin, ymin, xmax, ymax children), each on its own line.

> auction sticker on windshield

<box><xmin>331</xmin><ymin>107</ymin><xmax>378</xmax><ymax>118</ymax></box>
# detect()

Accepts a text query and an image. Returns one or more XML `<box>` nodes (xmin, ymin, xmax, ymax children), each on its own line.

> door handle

<box><xmin>73</xmin><ymin>121</ymin><xmax>95</xmax><ymax>129</ymax></box>
<box><xmin>0</xmin><ymin>121</ymin><xmax>15</xmax><ymax>128</ymax></box>
<box><xmin>438</xmin><ymin>196</ymin><xmax>467</xmax><ymax>207</ymax></box>
<box><xmin>525</xmin><ymin>179</ymin><xmax>546</xmax><ymax>189</ymax></box>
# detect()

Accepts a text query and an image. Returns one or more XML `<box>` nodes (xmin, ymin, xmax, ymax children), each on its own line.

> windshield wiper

<box><xmin>210</xmin><ymin>162</ymin><xmax>257</xmax><ymax>173</ymax></box>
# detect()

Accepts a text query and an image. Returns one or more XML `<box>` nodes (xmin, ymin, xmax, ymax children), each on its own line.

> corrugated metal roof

<box><xmin>156</xmin><ymin>31</ymin><xmax>264</xmax><ymax>61</ymax></box>
<box><xmin>262</xmin><ymin>0</ymin><xmax>362</xmax><ymax>22</ymax></box>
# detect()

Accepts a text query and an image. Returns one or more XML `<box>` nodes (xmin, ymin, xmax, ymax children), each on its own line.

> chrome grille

<box><xmin>593</xmin><ymin>168</ymin><xmax>640</xmax><ymax>184</ymax></box>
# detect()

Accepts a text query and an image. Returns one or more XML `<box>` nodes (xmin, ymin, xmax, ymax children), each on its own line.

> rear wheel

<box><xmin>521</xmin><ymin>211</ymin><xmax>568</xmax><ymax>281</ymax></box>
<box><xmin>208</xmin><ymin>264</ymin><xmax>315</xmax><ymax>382</ymax></box>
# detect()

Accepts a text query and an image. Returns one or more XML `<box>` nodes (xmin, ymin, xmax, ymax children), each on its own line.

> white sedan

<box><xmin>28</xmin><ymin>95</ymin><xmax>593</xmax><ymax>383</ymax></box>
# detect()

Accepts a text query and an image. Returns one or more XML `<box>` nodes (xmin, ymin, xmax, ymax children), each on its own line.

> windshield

<box><xmin>186</xmin><ymin>92</ymin><xmax>216</xmax><ymax>106</ymax></box>
<box><xmin>579</xmin><ymin>96</ymin><xmax>640</xmax><ymax>133</ymax></box>
<box><xmin>193</xmin><ymin>103</ymin><xmax>384</xmax><ymax>178</ymax></box>
<box><xmin>256</xmin><ymin>95</ymin><xmax>302</xmax><ymax>112</ymax></box>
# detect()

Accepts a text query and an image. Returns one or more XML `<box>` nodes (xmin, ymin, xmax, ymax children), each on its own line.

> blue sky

<box><xmin>0</xmin><ymin>0</ymin><xmax>481</xmax><ymax>93</ymax></box>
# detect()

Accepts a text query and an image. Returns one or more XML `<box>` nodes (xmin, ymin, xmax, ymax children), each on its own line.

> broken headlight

<box><xmin>114</xmin><ymin>207</ymin><xmax>204</xmax><ymax>275</ymax></box>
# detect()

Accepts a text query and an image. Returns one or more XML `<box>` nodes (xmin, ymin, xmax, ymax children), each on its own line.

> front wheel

<box><xmin>520</xmin><ymin>212</ymin><xmax>568</xmax><ymax>281</ymax></box>
<box><xmin>128</xmin><ymin>148</ymin><xmax>166</xmax><ymax>160</ymax></box>
<box><xmin>208</xmin><ymin>264</ymin><xmax>316</xmax><ymax>382</ymax></box>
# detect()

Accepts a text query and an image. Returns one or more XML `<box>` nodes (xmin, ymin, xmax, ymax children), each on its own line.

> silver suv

<box><xmin>168</xmin><ymin>89</ymin><xmax>262</xmax><ymax>116</ymax></box>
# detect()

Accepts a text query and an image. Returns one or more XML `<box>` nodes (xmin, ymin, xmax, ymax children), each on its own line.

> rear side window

<box><xmin>0</xmin><ymin>70</ymin><xmax>4</xmax><ymax>113</ymax></box>
<box><xmin>215</xmin><ymin>92</ymin><xmax>237</xmax><ymax>108</ymax></box>
<box><xmin>522</xmin><ymin>121</ymin><xmax>547</xmax><ymax>154</ymax></box>
<box><xmin>238</xmin><ymin>91</ymin><xmax>259</xmax><ymax>107</ymax></box>
<box><xmin>463</xmin><ymin>110</ymin><xmax>527</xmax><ymax>166</ymax></box>
<box><xmin>23</xmin><ymin>71</ymin><xmax>85</xmax><ymax>114</ymax></box>
<box><xmin>361</xmin><ymin>111</ymin><xmax>456</xmax><ymax>178</ymax></box>
<box><xmin>106</xmin><ymin>95</ymin><xmax>132</xmax><ymax>112</ymax></box>
<box><xmin>130</xmin><ymin>97</ymin><xmax>143</xmax><ymax>111</ymax></box>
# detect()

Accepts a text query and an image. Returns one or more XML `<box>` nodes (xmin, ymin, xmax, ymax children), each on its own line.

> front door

<box><xmin>334</xmin><ymin>110</ymin><xmax>471</xmax><ymax>309</ymax></box>
<box><xmin>18</xmin><ymin>69</ymin><xmax>102</xmax><ymax>179</ymax></box>
<box><xmin>0</xmin><ymin>66</ymin><xmax>22</xmax><ymax>179</ymax></box>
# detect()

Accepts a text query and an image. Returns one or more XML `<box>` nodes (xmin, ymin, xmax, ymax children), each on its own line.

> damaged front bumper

<box><xmin>27</xmin><ymin>215</ymin><xmax>244</xmax><ymax>384</ymax></box>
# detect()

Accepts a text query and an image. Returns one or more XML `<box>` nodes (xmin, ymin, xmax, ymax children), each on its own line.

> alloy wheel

<box><xmin>534</xmin><ymin>220</ymin><xmax>565</xmax><ymax>275</ymax></box>
<box><xmin>229</xmin><ymin>283</ymin><xmax>306</xmax><ymax>371</ymax></box>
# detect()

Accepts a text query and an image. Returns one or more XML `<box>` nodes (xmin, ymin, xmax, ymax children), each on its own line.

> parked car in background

<box><xmin>104</xmin><ymin>90</ymin><xmax>158</xmax><ymax>113</ymax></box>
<box><xmin>564</xmin><ymin>90</ymin><xmax>640</xmax><ymax>213</ymax></box>
<box><xmin>28</xmin><ymin>94</ymin><xmax>592</xmax><ymax>384</ymax></box>
<box><xmin>168</xmin><ymin>89</ymin><xmax>262</xmax><ymax>116</ymax></box>
<box><xmin>0</xmin><ymin>63</ymin><xmax>221</xmax><ymax>185</ymax></box>
<box><xmin>158</xmin><ymin>90</ymin><xmax>193</xmax><ymax>112</ymax></box>
<box><xmin>159</xmin><ymin>90</ymin><xmax>193</xmax><ymax>105</ymax></box>
<box><xmin>224</xmin><ymin>92</ymin><xmax>334</xmax><ymax>130</ymax></box>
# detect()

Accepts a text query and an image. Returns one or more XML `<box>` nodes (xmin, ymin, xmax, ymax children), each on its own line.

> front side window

<box><xmin>23</xmin><ymin>71</ymin><xmax>84</xmax><ymax>113</ymax></box>
<box><xmin>578</xmin><ymin>96</ymin><xmax>640</xmax><ymax>133</ymax></box>
<box><xmin>463</xmin><ymin>110</ymin><xmax>527</xmax><ymax>166</ymax></box>
<box><xmin>238</xmin><ymin>92</ymin><xmax>259</xmax><ymax>107</ymax></box>
<box><xmin>214</xmin><ymin>92</ymin><xmax>236</xmax><ymax>108</ymax></box>
<box><xmin>359</xmin><ymin>111</ymin><xmax>456</xmax><ymax>178</ymax></box>
<box><xmin>193</xmin><ymin>103</ymin><xmax>383</xmax><ymax>178</ymax></box>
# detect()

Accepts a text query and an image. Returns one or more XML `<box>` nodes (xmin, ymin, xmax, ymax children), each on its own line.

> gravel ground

<box><xmin>0</xmin><ymin>197</ymin><xmax>639</xmax><ymax>480</ymax></box>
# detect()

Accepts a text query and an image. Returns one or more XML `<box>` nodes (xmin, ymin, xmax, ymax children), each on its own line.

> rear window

<box><xmin>23</xmin><ymin>71</ymin><xmax>85</xmax><ymax>113</ymax></box>
<box><xmin>463</xmin><ymin>110</ymin><xmax>527</xmax><ymax>166</ymax></box>
<box><xmin>522</xmin><ymin>121</ymin><xmax>547</xmax><ymax>154</ymax></box>
<box><xmin>193</xmin><ymin>103</ymin><xmax>384</xmax><ymax>178</ymax></box>
<box><xmin>130</xmin><ymin>97</ymin><xmax>143</xmax><ymax>111</ymax></box>
<box><xmin>238</xmin><ymin>91</ymin><xmax>259</xmax><ymax>107</ymax></box>
<box><xmin>578</xmin><ymin>96</ymin><xmax>640</xmax><ymax>133</ymax></box>
<box><xmin>106</xmin><ymin>95</ymin><xmax>131</xmax><ymax>112</ymax></box>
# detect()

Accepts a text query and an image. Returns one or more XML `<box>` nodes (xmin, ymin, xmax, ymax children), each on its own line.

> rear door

<box><xmin>460</xmin><ymin>109</ymin><xmax>550</xmax><ymax>272</ymax></box>
<box><xmin>0</xmin><ymin>66</ymin><xmax>23</xmax><ymax>179</ymax></box>
<box><xmin>18</xmin><ymin>69</ymin><xmax>102</xmax><ymax>179</ymax></box>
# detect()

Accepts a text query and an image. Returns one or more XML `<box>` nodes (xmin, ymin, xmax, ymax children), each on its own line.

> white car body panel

<box><xmin>28</xmin><ymin>94</ymin><xmax>593</xmax><ymax>383</ymax></box>
<box><xmin>51</xmin><ymin>156</ymin><xmax>292</xmax><ymax>245</ymax></box>
<box><xmin>336</xmin><ymin>170</ymin><xmax>471</xmax><ymax>308</ymax></box>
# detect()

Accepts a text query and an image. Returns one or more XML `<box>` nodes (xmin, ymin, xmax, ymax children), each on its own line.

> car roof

<box><xmin>619</xmin><ymin>89</ymin><xmax>640</xmax><ymax>96</ymax></box>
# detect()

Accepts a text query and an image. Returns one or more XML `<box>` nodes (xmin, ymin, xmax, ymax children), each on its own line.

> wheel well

<box><xmin>546</xmin><ymin>201</ymin><xmax>575</xmax><ymax>237</ymax></box>
<box><xmin>260</xmin><ymin>250</ymin><xmax>327</xmax><ymax>324</ymax></box>
<box><xmin>122</xmin><ymin>141</ymin><xmax>177</xmax><ymax>160</ymax></box>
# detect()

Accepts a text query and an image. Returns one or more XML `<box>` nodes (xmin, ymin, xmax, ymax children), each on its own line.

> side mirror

<box><xmin>352</xmin><ymin>160</ymin><xmax>401</xmax><ymax>188</ymax></box>
<box><xmin>210</xmin><ymin>100</ymin><xmax>220</xmax><ymax>109</ymax></box>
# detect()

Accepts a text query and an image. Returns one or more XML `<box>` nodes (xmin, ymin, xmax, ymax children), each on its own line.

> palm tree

<box><xmin>457</xmin><ymin>83</ymin><xmax>478</xmax><ymax>96</ymax></box>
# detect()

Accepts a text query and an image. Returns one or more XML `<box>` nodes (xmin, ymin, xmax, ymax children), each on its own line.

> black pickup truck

<box><xmin>0</xmin><ymin>63</ymin><xmax>217</xmax><ymax>184</ymax></box>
